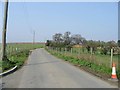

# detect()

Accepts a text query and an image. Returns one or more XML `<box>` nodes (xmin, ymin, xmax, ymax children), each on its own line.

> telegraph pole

<box><xmin>1</xmin><ymin>0</ymin><xmax>9</xmax><ymax>61</ymax></box>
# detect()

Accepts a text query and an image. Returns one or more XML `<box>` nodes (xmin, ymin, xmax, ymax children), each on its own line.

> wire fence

<box><xmin>47</xmin><ymin>46</ymin><xmax>119</xmax><ymax>69</ymax></box>
<box><xmin>5</xmin><ymin>43</ymin><xmax>44</xmax><ymax>60</ymax></box>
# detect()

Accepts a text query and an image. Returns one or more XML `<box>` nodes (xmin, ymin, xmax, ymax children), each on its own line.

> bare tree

<box><xmin>53</xmin><ymin>33</ymin><xmax>63</xmax><ymax>43</ymax></box>
<box><xmin>71</xmin><ymin>34</ymin><xmax>85</xmax><ymax>45</ymax></box>
<box><xmin>63</xmin><ymin>31</ymin><xmax>71</xmax><ymax>45</ymax></box>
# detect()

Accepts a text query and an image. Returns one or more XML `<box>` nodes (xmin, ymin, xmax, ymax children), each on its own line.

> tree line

<box><xmin>46</xmin><ymin>31</ymin><xmax>119</xmax><ymax>55</ymax></box>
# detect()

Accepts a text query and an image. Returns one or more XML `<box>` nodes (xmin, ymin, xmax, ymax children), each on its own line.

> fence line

<box><xmin>47</xmin><ymin>46</ymin><xmax>118</xmax><ymax>69</ymax></box>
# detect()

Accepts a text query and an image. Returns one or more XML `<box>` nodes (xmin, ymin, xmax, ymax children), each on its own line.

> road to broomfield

<box><xmin>2</xmin><ymin>48</ymin><xmax>118</xmax><ymax>88</ymax></box>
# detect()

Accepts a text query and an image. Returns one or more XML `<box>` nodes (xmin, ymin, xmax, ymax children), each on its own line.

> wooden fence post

<box><xmin>90</xmin><ymin>47</ymin><xmax>93</xmax><ymax>63</ymax></box>
<box><xmin>110</xmin><ymin>48</ymin><xmax>113</xmax><ymax>68</ymax></box>
<box><xmin>71</xmin><ymin>48</ymin><xmax>72</xmax><ymax>54</ymax></box>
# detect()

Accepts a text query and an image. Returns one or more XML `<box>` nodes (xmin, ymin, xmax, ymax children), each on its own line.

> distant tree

<box><xmin>45</xmin><ymin>40</ymin><xmax>51</xmax><ymax>46</ymax></box>
<box><xmin>107</xmin><ymin>41</ymin><xmax>117</xmax><ymax>48</ymax></box>
<box><xmin>71</xmin><ymin>34</ymin><xmax>85</xmax><ymax>45</ymax></box>
<box><xmin>86</xmin><ymin>45</ymin><xmax>90</xmax><ymax>53</ymax></box>
<box><xmin>81</xmin><ymin>37</ymin><xmax>86</xmax><ymax>44</ymax></box>
<box><xmin>118</xmin><ymin>40</ymin><xmax>120</xmax><ymax>47</ymax></box>
<box><xmin>85</xmin><ymin>40</ymin><xmax>102</xmax><ymax>53</ymax></box>
<box><xmin>101</xmin><ymin>47</ymin><xmax>108</xmax><ymax>55</ymax></box>
<box><xmin>53</xmin><ymin>33</ymin><xmax>63</xmax><ymax>43</ymax></box>
<box><xmin>63</xmin><ymin>31</ymin><xmax>71</xmax><ymax>45</ymax></box>
<box><xmin>47</xmin><ymin>32</ymin><xmax>119</xmax><ymax>55</ymax></box>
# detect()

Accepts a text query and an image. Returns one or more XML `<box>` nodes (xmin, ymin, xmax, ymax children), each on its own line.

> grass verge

<box><xmin>0</xmin><ymin>50</ymin><xmax>30</xmax><ymax>72</ymax></box>
<box><xmin>46</xmin><ymin>48</ymin><xmax>120</xmax><ymax>81</ymax></box>
<box><xmin>0</xmin><ymin>43</ymin><xmax>45</xmax><ymax>73</ymax></box>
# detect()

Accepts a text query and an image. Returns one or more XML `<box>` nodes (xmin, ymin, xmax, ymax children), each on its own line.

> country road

<box><xmin>2</xmin><ymin>48</ymin><xmax>117</xmax><ymax>88</ymax></box>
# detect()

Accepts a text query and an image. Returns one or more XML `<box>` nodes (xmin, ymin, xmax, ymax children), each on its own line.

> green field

<box><xmin>57</xmin><ymin>47</ymin><xmax>118</xmax><ymax>67</ymax></box>
<box><xmin>46</xmin><ymin>47</ymin><xmax>119</xmax><ymax>79</ymax></box>
<box><xmin>0</xmin><ymin>43</ymin><xmax>119</xmax><ymax>79</ymax></box>
<box><xmin>6</xmin><ymin>43</ymin><xmax>45</xmax><ymax>58</ymax></box>
<box><xmin>0</xmin><ymin>43</ymin><xmax>45</xmax><ymax>72</ymax></box>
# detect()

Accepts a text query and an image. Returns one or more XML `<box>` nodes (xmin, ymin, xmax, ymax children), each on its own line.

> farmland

<box><xmin>0</xmin><ymin>43</ymin><xmax>45</xmax><ymax>72</ymax></box>
<box><xmin>0</xmin><ymin>42</ymin><xmax>119</xmax><ymax>79</ymax></box>
<box><xmin>45</xmin><ymin>31</ymin><xmax>120</xmax><ymax>80</ymax></box>
<box><xmin>45</xmin><ymin>47</ymin><xmax>119</xmax><ymax>79</ymax></box>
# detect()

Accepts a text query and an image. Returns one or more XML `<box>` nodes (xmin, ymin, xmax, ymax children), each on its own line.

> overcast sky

<box><xmin>0</xmin><ymin>2</ymin><xmax>118</xmax><ymax>43</ymax></box>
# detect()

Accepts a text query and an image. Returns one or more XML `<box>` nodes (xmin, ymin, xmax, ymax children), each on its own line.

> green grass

<box><xmin>6</xmin><ymin>43</ymin><xmax>44</xmax><ymax>53</ymax></box>
<box><xmin>59</xmin><ymin>47</ymin><xmax>118</xmax><ymax>68</ymax></box>
<box><xmin>0</xmin><ymin>43</ymin><xmax>45</xmax><ymax>72</ymax></box>
<box><xmin>46</xmin><ymin>47</ymin><xmax>119</xmax><ymax>79</ymax></box>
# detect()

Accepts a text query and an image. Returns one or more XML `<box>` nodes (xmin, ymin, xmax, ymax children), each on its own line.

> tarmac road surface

<box><xmin>2</xmin><ymin>48</ymin><xmax>118</xmax><ymax>88</ymax></box>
